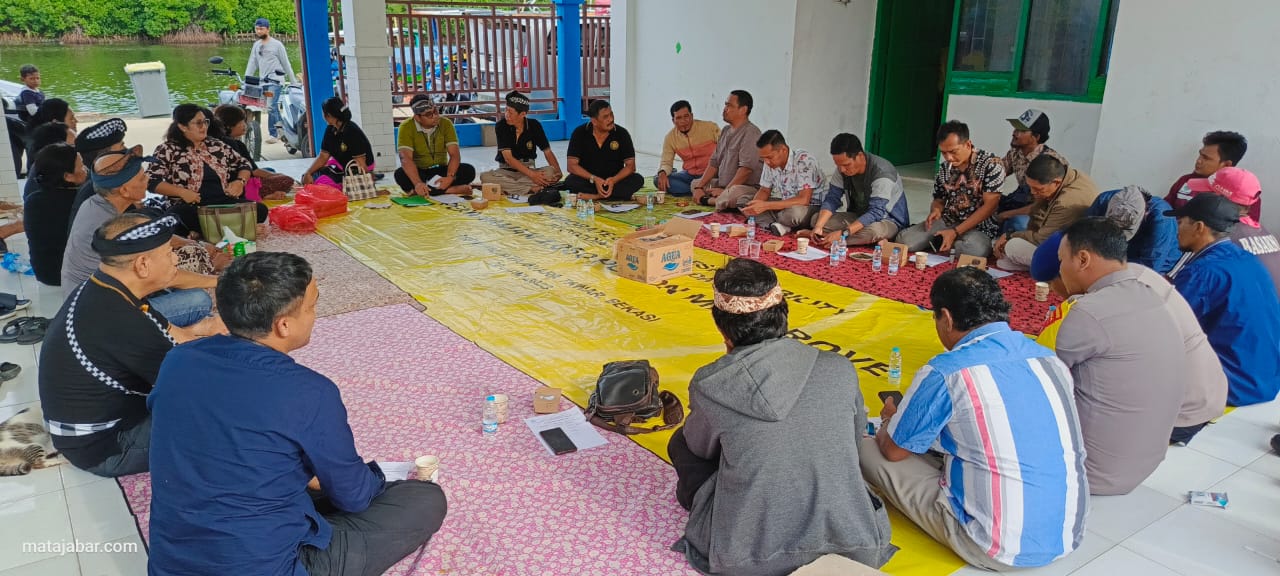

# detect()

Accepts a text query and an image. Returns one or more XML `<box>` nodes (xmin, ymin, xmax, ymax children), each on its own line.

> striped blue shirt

<box><xmin>887</xmin><ymin>322</ymin><xmax>1088</xmax><ymax>567</ymax></box>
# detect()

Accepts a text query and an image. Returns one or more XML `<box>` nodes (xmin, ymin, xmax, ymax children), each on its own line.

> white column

<box><xmin>609</xmin><ymin>0</ymin><xmax>636</xmax><ymax>130</ymax></box>
<box><xmin>341</xmin><ymin>0</ymin><xmax>395</xmax><ymax>174</ymax></box>
<box><xmin>0</xmin><ymin>114</ymin><xmax>17</xmax><ymax>201</ymax></box>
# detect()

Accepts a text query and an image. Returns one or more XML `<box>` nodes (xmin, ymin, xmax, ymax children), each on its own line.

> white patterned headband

<box><xmin>91</xmin><ymin>215</ymin><xmax>177</xmax><ymax>257</ymax></box>
<box><xmin>713</xmin><ymin>285</ymin><xmax>784</xmax><ymax>314</ymax></box>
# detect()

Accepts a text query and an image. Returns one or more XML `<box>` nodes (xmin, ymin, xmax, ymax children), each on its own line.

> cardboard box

<box><xmin>481</xmin><ymin>183</ymin><xmax>503</xmax><ymax>200</ymax></box>
<box><xmin>879</xmin><ymin>241</ymin><xmax>911</xmax><ymax>267</ymax></box>
<box><xmin>533</xmin><ymin>386</ymin><xmax>563</xmax><ymax>414</ymax></box>
<box><xmin>762</xmin><ymin>239</ymin><xmax>784</xmax><ymax>252</ymax></box>
<box><xmin>614</xmin><ymin>217</ymin><xmax>702</xmax><ymax>284</ymax></box>
<box><xmin>957</xmin><ymin>254</ymin><xmax>988</xmax><ymax>269</ymax></box>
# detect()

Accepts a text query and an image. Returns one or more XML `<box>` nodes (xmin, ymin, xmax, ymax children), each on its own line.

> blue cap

<box><xmin>255</xmin><ymin>17</ymin><xmax>270</xmax><ymax>28</ymax></box>
<box><xmin>1030</xmin><ymin>231</ymin><xmax>1065</xmax><ymax>282</ymax></box>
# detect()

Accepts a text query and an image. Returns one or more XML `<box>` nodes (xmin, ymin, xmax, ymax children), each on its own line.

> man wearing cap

<box><xmin>478</xmin><ymin>91</ymin><xmax>563</xmax><ymax>196</ymax></box>
<box><xmin>1083</xmin><ymin>186</ymin><xmax>1180</xmax><ymax>274</ymax></box>
<box><xmin>1054</xmin><ymin>218</ymin><xmax>1187</xmax><ymax>494</ymax></box>
<box><xmin>1167</xmin><ymin>194</ymin><xmax>1280</xmax><ymax>407</ymax></box>
<box><xmin>655</xmin><ymin>100</ymin><xmax>720</xmax><ymax>196</ymax></box>
<box><xmin>1170</xmin><ymin>167</ymin><xmax>1280</xmax><ymax>296</ymax></box>
<box><xmin>997</xmin><ymin>109</ymin><xmax>1068</xmax><ymax>232</ymax></box>
<box><xmin>63</xmin><ymin>149</ymin><xmax>217</xmax><ymax>327</ymax></box>
<box><xmin>993</xmin><ymin>154</ymin><xmax>1099</xmax><ymax>271</ymax></box>
<box><xmin>1165</xmin><ymin>131</ymin><xmax>1260</xmax><ymax>222</ymax></box>
<box><xmin>147</xmin><ymin>252</ymin><xmax>447</xmax><ymax>576</ymax></box>
<box><xmin>669</xmin><ymin>258</ymin><xmax>895</xmax><ymax>575</ymax></box>
<box><xmin>38</xmin><ymin>214</ymin><xmax>223</xmax><ymax>478</ymax></box>
<box><xmin>862</xmin><ymin>266</ymin><xmax>1086</xmax><ymax>570</ymax></box>
<box><xmin>1031</xmin><ymin>230</ymin><xmax>1227</xmax><ymax>444</ymax></box>
<box><xmin>245</xmin><ymin>17</ymin><xmax>297</xmax><ymax>144</ymax></box>
<box><xmin>566</xmin><ymin>100</ymin><xmax>643</xmax><ymax>201</ymax></box>
<box><xmin>395</xmin><ymin>94</ymin><xmax>476</xmax><ymax>196</ymax></box>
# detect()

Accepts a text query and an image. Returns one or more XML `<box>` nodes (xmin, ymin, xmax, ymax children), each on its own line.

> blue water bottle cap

<box><xmin>486</xmin><ymin>395</ymin><xmax>496</xmax><ymax>402</ymax></box>
<box><xmin>892</xmin><ymin>347</ymin><xmax>900</xmax><ymax>352</ymax></box>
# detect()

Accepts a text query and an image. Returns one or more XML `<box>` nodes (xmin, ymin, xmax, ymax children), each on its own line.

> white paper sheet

<box><xmin>676</xmin><ymin>211</ymin><xmax>715</xmax><ymax>219</ymax></box>
<box><xmin>431</xmin><ymin>194</ymin><xmax>468</xmax><ymax>205</ymax></box>
<box><xmin>507</xmin><ymin>195</ymin><xmax>529</xmax><ymax>204</ymax></box>
<box><xmin>923</xmin><ymin>253</ymin><xmax>950</xmax><ymax>267</ymax></box>
<box><xmin>524</xmin><ymin>408</ymin><xmax>608</xmax><ymax>455</ymax></box>
<box><xmin>986</xmin><ymin>267</ymin><xmax>1015</xmax><ymax>279</ymax></box>
<box><xmin>426</xmin><ymin>175</ymin><xmax>444</xmax><ymax>188</ymax></box>
<box><xmin>603</xmin><ymin>203</ymin><xmax>640</xmax><ymax>213</ymax></box>
<box><xmin>779</xmin><ymin>248</ymin><xmax>829</xmax><ymax>262</ymax></box>
<box><xmin>506</xmin><ymin>206</ymin><xmax>547</xmax><ymax>214</ymax></box>
<box><xmin>377</xmin><ymin>461</ymin><xmax>415</xmax><ymax>482</ymax></box>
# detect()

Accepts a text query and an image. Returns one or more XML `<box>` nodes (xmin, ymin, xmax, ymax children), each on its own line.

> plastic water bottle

<box><xmin>839</xmin><ymin>231</ymin><xmax>849</xmax><ymax>260</ymax></box>
<box><xmin>746</xmin><ymin>216</ymin><xmax>756</xmax><ymax>241</ymax></box>
<box><xmin>586</xmin><ymin>199</ymin><xmax>596</xmax><ymax>221</ymax></box>
<box><xmin>872</xmin><ymin>244</ymin><xmax>883</xmax><ymax>272</ymax></box>
<box><xmin>482</xmin><ymin>396</ymin><xmax>499</xmax><ymax>437</ymax></box>
<box><xmin>888</xmin><ymin>247</ymin><xmax>901</xmax><ymax>276</ymax></box>
<box><xmin>949</xmin><ymin>248</ymin><xmax>957</xmax><ymax>264</ymax></box>
<box><xmin>576</xmin><ymin>196</ymin><xmax>587</xmax><ymax>220</ymax></box>
<box><xmin>1045</xmin><ymin>305</ymin><xmax>1058</xmax><ymax>324</ymax></box>
<box><xmin>828</xmin><ymin>238</ymin><xmax>841</xmax><ymax>267</ymax></box>
<box><xmin>888</xmin><ymin>347</ymin><xmax>903</xmax><ymax>386</ymax></box>
<box><xmin>645</xmin><ymin>193</ymin><xmax>655</xmax><ymax>212</ymax></box>
<box><xmin>565</xmin><ymin>193</ymin><xmax>576</xmax><ymax>210</ymax></box>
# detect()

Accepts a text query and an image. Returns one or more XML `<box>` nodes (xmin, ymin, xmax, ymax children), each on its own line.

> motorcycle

<box><xmin>208</xmin><ymin>56</ymin><xmax>269</xmax><ymax>161</ymax></box>
<box><xmin>274</xmin><ymin>82</ymin><xmax>312</xmax><ymax>157</ymax></box>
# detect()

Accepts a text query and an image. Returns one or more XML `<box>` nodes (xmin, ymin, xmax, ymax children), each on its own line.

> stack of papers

<box><xmin>524</xmin><ymin>408</ymin><xmax>608</xmax><ymax>455</ymax></box>
<box><xmin>603</xmin><ymin>203</ymin><xmax>640</xmax><ymax>213</ymax></box>
<box><xmin>506</xmin><ymin>206</ymin><xmax>546</xmax><ymax>214</ymax></box>
<box><xmin>779</xmin><ymin>248</ymin><xmax>828</xmax><ymax>262</ymax></box>
<box><xmin>429</xmin><ymin>194</ymin><xmax>469</xmax><ymax>205</ymax></box>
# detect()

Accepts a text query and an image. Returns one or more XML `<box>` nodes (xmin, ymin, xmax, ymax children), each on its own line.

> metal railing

<box><xmin>327</xmin><ymin>0</ymin><xmax>609</xmax><ymax>121</ymax></box>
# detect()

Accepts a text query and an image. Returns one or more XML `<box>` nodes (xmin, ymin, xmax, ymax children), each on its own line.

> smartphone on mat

<box><xmin>540</xmin><ymin>427</ymin><xmax>578</xmax><ymax>455</ymax></box>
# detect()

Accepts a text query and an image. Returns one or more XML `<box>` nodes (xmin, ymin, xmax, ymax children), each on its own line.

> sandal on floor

<box><xmin>0</xmin><ymin>362</ymin><xmax>19</xmax><ymax>381</ymax></box>
<box><xmin>0</xmin><ymin>317</ymin><xmax>48</xmax><ymax>345</ymax></box>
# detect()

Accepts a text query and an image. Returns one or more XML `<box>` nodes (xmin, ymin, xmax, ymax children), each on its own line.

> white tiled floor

<box><xmin>0</xmin><ymin>149</ymin><xmax>1277</xmax><ymax>576</ymax></box>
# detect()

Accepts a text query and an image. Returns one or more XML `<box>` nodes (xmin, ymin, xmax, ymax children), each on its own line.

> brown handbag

<box><xmin>585</xmin><ymin>360</ymin><xmax>684</xmax><ymax>435</ymax></box>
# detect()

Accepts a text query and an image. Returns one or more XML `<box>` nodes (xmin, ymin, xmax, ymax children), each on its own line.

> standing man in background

<box><xmin>244</xmin><ymin>18</ymin><xmax>297</xmax><ymax>145</ymax></box>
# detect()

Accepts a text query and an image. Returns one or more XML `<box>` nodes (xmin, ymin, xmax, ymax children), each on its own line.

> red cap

<box><xmin>1187</xmin><ymin>167</ymin><xmax>1261</xmax><ymax>206</ymax></box>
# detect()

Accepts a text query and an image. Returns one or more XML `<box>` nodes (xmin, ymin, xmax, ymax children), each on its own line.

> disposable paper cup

<box><xmin>710</xmin><ymin>223</ymin><xmax>721</xmax><ymax>238</ymax></box>
<box><xmin>1034</xmin><ymin>282</ymin><xmax>1050</xmax><ymax>302</ymax></box>
<box><xmin>656</xmin><ymin>191</ymin><xmax>666</xmax><ymax>204</ymax></box>
<box><xmin>492</xmin><ymin>394</ymin><xmax>510</xmax><ymax>423</ymax></box>
<box><xmin>915</xmin><ymin>251</ymin><xmax>928</xmax><ymax>270</ymax></box>
<box><xmin>796</xmin><ymin>237</ymin><xmax>809</xmax><ymax>254</ymax></box>
<box><xmin>414</xmin><ymin>455</ymin><xmax>440</xmax><ymax>481</ymax></box>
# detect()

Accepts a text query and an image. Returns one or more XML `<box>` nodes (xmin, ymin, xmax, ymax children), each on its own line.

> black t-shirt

<box><xmin>321</xmin><ymin>122</ymin><xmax>373</xmax><ymax>168</ymax></box>
<box><xmin>24</xmin><ymin>176</ymin><xmax>78</xmax><ymax>286</ymax></box>
<box><xmin>493</xmin><ymin>118</ymin><xmax>550</xmax><ymax>164</ymax></box>
<box><xmin>38</xmin><ymin>271</ymin><xmax>174</xmax><ymax>468</ymax></box>
<box><xmin>220</xmin><ymin>137</ymin><xmax>259</xmax><ymax>172</ymax></box>
<box><xmin>566</xmin><ymin>123</ymin><xmax>635</xmax><ymax>177</ymax></box>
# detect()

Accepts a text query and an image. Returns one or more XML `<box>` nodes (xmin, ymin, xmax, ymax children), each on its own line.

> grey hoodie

<box><xmin>679</xmin><ymin>338</ymin><xmax>897</xmax><ymax>575</ymax></box>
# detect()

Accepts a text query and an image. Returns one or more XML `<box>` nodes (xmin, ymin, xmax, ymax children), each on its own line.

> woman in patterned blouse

<box><xmin>148</xmin><ymin>104</ymin><xmax>267</xmax><ymax>238</ymax></box>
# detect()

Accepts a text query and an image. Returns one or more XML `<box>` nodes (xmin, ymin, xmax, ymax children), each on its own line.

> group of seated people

<box><xmin>21</xmin><ymin>86</ymin><xmax>1280</xmax><ymax>575</ymax></box>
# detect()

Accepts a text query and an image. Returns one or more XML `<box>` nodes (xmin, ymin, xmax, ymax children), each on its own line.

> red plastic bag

<box><xmin>296</xmin><ymin>184</ymin><xmax>349</xmax><ymax>218</ymax></box>
<box><xmin>268</xmin><ymin>204</ymin><xmax>319</xmax><ymax>232</ymax></box>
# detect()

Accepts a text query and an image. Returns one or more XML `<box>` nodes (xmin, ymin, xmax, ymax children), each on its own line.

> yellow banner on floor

<box><xmin>317</xmin><ymin>199</ymin><xmax>962</xmax><ymax>575</ymax></box>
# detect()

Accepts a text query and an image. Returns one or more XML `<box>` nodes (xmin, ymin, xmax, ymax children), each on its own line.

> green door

<box><xmin>867</xmin><ymin>0</ymin><xmax>956</xmax><ymax>165</ymax></box>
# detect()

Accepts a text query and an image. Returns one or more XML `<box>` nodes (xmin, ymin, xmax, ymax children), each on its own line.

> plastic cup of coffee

<box><xmin>915</xmin><ymin>251</ymin><xmax>928</xmax><ymax>270</ymax></box>
<box><xmin>710</xmin><ymin>223</ymin><xmax>721</xmax><ymax>238</ymax></box>
<box><xmin>414</xmin><ymin>455</ymin><xmax>440</xmax><ymax>481</ymax></box>
<box><xmin>796</xmin><ymin>237</ymin><xmax>809</xmax><ymax>254</ymax></box>
<box><xmin>492</xmin><ymin>394</ymin><xmax>510</xmax><ymax>423</ymax></box>
<box><xmin>739</xmin><ymin>238</ymin><xmax>751</xmax><ymax>257</ymax></box>
<box><xmin>1035</xmin><ymin>282</ymin><xmax>1050</xmax><ymax>302</ymax></box>
<box><xmin>656</xmin><ymin>191</ymin><xmax>666</xmax><ymax>204</ymax></box>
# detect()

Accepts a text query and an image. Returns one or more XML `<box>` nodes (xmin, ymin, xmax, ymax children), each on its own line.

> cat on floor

<box><xmin>0</xmin><ymin>406</ymin><xmax>64</xmax><ymax>476</ymax></box>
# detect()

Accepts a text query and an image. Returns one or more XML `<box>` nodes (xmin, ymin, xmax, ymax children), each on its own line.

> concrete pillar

<box><xmin>609</xmin><ymin>0</ymin><xmax>635</xmax><ymax>130</ymax></box>
<box><xmin>297</xmin><ymin>0</ymin><xmax>335</xmax><ymax>156</ymax></box>
<box><xmin>340</xmin><ymin>0</ymin><xmax>396</xmax><ymax>173</ymax></box>
<box><xmin>554</xmin><ymin>0</ymin><xmax>585</xmax><ymax>131</ymax></box>
<box><xmin>0</xmin><ymin>115</ymin><xmax>16</xmax><ymax>201</ymax></box>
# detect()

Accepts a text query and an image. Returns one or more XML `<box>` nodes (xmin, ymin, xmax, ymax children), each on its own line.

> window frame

<box><xmin>946</xmin><ymin>0</ymin><xmax>1117</xmax><ymax>103</ymax></box>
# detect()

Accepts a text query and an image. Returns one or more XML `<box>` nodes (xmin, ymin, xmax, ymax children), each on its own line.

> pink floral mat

<box><xmin>118</xmin><ymin>304</ymin><xmax>698</xmax><ymax>575</ymax></box>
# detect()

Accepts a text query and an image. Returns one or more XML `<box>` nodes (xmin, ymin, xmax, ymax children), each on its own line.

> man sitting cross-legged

<box><xmin>147</xmin><ymin>252</ymin><xmax>447</xmax><ymax>576</ymax></box>
<box><xmin>669</xmin><ymin>258</ymin><xmax>896</xmax><ymax>575</ymax></box>
<box><xmin>860</xmin><ymin>266</ymin><xmax>1087</xmax><ymax>571</ymax></box>
<box><xmin>992</xmin><ymin>154</ymin><xmax>1099</xmax><ymax>271</ymax></box>
<box><xmin>739</xmin><ymin>130</ymin><xmax>826</xmax><ymax>236</ymax></box>
<box><xmin>39</xmin><ymin>214</ymin><xmax>224</xmax><ymax>478</ymax></box>
<box><xmin>478</xmin><ymin>90</ymin><xmax>564</xmax><ymax>196</ymax></box>
<box><xmin>896</xmin><ymin>121</ymin><xmax>1005</xmax><ymax>257</ymax></box>
<box><xmin>654</xmin><ymin>99</ymin><xmax>720</xmax><ymax>196</ymax></box>
<box><xmin>807</xmin><ymin>133</ymin><xmax>909</xmax><ymax>247</ymax></box>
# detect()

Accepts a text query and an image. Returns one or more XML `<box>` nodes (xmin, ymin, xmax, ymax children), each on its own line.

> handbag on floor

<box><xmin>198</xmin><ymin>203</ymin><xmax>257</xmax><ymax>242</ymax></box>
<box><xmin>342</xmin><ymin>160</ymin><xmax>379</xmax><ymax>201</ymax></box>
<box><xmin>586</xmin><ymin>360</ymin><xmax>684</xmax><ymax>435</ymax></box>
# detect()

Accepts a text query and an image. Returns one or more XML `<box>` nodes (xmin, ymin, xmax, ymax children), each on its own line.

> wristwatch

<box><xmin>590</xmin><ymin>176</ymin><xmax>596</xmax><ymax>185</ymax></box>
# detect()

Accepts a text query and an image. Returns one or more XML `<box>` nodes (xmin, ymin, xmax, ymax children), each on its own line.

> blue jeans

<box><xmin>658</xmin><ymin>170</ymin><xmax>698</xmax><ymax>196</ymax></box>
<box><xmin>1001</xmin><ymin>215</ymin><xmax>1030</xmax><ymax>234</ymax></box>
<box><xmin>265</xmin><ymin>83</ymin><xmax>282</xmax><ymax>138</ymax></box>
<box><xmin>149</xmin><ymin>288</ymin><xmax>213</xmax><ymax>327</ymax></box>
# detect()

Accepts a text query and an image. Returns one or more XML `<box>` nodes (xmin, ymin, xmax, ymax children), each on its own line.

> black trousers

<box><xmin>301</xmin><ymin>480</ymin><xmax>447</xmax><ymax>576</ymax></box>
<box><xmin>564</xmin><ymin>173</ymin><xmax>644</xmax><ymax>201</ymax></box>
<box><xmin>1171</xmin><ymin>421</ymin><xmax>1209</xmax><ymax>445</ymax></box>
<box><xmin>393</xmin><ymin>163</ymin><xmax>477</xmax><ymax>194</ymax></box>
<box><xmin>668</xmin><ymin>427</ymin><xmax>718</xmax><ymax>511</ymax></box>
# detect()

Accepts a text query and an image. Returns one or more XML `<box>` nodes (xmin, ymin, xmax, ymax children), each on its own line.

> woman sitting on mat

<box><xmin>211</xmin><ymin>105</ymin><xmax>296</xmax><ymax>201</ymax></box>
<box><xmin>148</xmin><ymin>104</ymin><xmax>267</xmax><ymax>237</ymax></box>
<box><xmin>299</xmin><ymin>97</ymin><xmax>375</xmax><ymax>191</ymax></box>
<box><xmin>24</xmin><ymin>142</ymin><xmax>87</xmax><ymax>286</ymax></box>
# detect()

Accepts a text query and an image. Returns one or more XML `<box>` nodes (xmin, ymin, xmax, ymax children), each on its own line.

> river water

<box><xmin>0</xmin><ymin>43</ymin><xmax>304</xmax><ymax>115</ymax></box>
